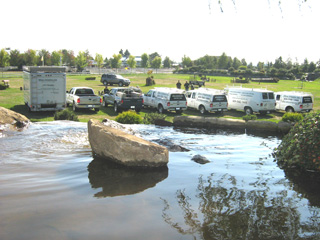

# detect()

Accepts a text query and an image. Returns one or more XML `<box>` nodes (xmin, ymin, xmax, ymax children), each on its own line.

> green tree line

<box><xmin>1</xmin><ymin>48</ymin><xmax>319</xmax><ymax>80</ymax></box>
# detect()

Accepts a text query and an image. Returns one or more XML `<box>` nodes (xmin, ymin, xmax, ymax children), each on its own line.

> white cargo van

<box><xmin>143</xmin><ymin>87</ymin><xmax>187</xmax><ymax>113</ymax></box>
<box><xmin>186</xmin><ymin>88</ymin><xmax>228</xmax><ymax>114</ymax></box>
<box><xmin>225</xmin><ymin>87</ymin><xmax>276</xmax><ymax>115</ymax></box>
<box><xmin>23</xmin><ymin>66</ymin><xmax>66</xmax><ymax>112</ymax></box>
<box><xmin>275</xmin><ymin>91</ymin><xmax>313</xmax><ymax>112</ymax></box>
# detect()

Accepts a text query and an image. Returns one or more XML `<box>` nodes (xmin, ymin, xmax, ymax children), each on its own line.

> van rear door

<box><xmin>169</xmin><ymin>93</ymin><xmax>187</xmax><ymax>109</ymax></box>
<box><xmin>260</xmin><ymin>92</ymin><xmax>276</xmax><ymax>111</ymax></box>
<box><xmin>212</xmin><ymin>95</ymin><xmax>228</xmax><ymax>109</ymax></box>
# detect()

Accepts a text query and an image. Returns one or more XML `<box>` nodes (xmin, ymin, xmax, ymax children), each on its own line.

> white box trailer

<box><xmin>23</xmin><ymin>66</ymin><xmax>67</xmax><ymax>112</ymax></box>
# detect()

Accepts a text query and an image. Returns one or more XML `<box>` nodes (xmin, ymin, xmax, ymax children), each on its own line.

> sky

<box><xmin>2</xmin><ymin>0</ymin><xmax>319</xmax><ymax>65</ymax></box>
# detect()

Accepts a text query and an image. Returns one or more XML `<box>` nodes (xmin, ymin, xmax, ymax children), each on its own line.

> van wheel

<box><xmin>118</xmin><ymin>81</ymin><xmax>123</xmax><ymax>87</ymax></box>
<box><xmin>158</xmin><ymin>104</ymin><xmax>164</xmax><ymax>114</ymax></box>
<box><xmin>244</xmin><ymin>107</ymin><xmax>253</xmax><ymax>115</ymax></box>
<box><xmin>199</xmin><ymin>105</ymin><xmax>206</xmax><ymax>114</ymax></box>
<box><xmin>286</xmin><ymin>107</ymin><xmax>294</xmax><ymax>113</ymax></box>
<box><xmin>103</xmin><ymin>81</ymin><xmax>107</xmax><ymax>86</ymax></box>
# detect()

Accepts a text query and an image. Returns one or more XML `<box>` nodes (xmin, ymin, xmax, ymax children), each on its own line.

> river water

<box><xmin>0</xmin><ymin>121</ymin><xmax>319</xmax><ymax>240</ymax></box>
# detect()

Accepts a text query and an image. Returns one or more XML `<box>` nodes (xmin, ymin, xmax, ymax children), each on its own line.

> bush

<box><xmin>143</xmin><ymin>112</ymin><xmax>167</xmax><ymax>124</ymax></box>
<box><xmin>115</xmin><ymin>111</ymin><xmax>143</xmax><ymax>124</ymax></box>
<box><xmin>242</xmin><ymin>114</ymin><xmax>257</xmax><ymax>121</ymax></box>
<box><xmin>54</xmin><ymin>109</ymin><xmax>79</xmax><ymax>121</ymax></box>
<box><xmin>282</xmin><ymin>112</ymin><xmax>303</xmax><ymax>123</ymax></box>
<box><xmin>85</xmin><ymin>77</ymin><xmax>96</xmax><ymax>80</ymax></box>
<box><xmin>146</xmin><ymin>76</ymin><xmax>155</xmax><ymax>86</ymax></box>
<box><xmin>273</xmin><ymin>113</ymin><xmax>320</xmax><ymax>172</ymax></box>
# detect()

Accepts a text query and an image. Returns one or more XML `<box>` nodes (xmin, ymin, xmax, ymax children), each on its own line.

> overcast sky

<box><xmin>2</xmin><ymin>0</ymin><xmax>319</xmax><ymax>65</ymax></box>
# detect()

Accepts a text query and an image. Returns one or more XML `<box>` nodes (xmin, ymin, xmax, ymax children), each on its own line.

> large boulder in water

<box><xmin>87</xmin><ymin>119</ymin><xmax>169</xmax><ymax>168</ymax></box>
<box><xmin>0</xmin><ymin>107</ymin><xmax>29</xmax><ymax>129</ymax></box>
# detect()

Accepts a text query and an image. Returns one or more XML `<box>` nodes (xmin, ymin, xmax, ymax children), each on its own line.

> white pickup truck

<box><xmin>66</xmin><ymin>87</ymin><xmax>102</xmax><ymax>112</ymax></box>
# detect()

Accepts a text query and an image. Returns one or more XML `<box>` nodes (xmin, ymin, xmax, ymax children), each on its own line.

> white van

<box><xmin>275</xmin><ymin>91</ymin><xmax>313</xmax><ymax>112</ymax></box>
<box><xmin>143</xmin><ymin>87</ymin><xmax>187</xmax><ymax>114</ymax></box>
<box><xmin>225</xmin><ymin>87</ymin><xmax>276</xmax><ymax>115</ymax></box>
<box><xmin>186</xmin><ymin>88</ymin><xmax>228</xmax><ymax>114</ymax></box>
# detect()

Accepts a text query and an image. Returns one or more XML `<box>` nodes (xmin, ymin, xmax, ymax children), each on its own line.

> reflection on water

<box><xmin>88</xmin><ymin>158</ymin><xmax>168</xmax><ymax>198</ymax></box>
<box><xmin>162</xmin><ymin>174</ymin><xmax>320</xmax><ymax>240</ymax></box>
<box><xmin>0</xmin><ymin>122</ymin><xmax>319</xmax><ymax>240</ymax></box>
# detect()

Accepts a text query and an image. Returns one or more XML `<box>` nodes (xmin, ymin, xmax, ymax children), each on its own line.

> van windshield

<box><xmin>170</xmin><ymin>94</ymin><xmax>186</xmax><ymax>101</ymax></box>
<box><xmin>262</xmin><ymin>92</ymin><xmax>274</xmax><ymax>99</ymax></box>
<box><xmin>303</xmin><ymin>97</ymin><xmax>313</xmax><ymax>103</ymax></box>
<box><xmin>212</xmin><ymin>95</ymin><xmax>227</xmax><ymax>102</ymax></box>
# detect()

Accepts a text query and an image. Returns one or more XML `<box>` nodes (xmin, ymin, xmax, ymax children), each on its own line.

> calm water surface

<box><xmin>0</xmin><ymin>121</ymin><xmax>319</xmax><ymax>240</ymax></box>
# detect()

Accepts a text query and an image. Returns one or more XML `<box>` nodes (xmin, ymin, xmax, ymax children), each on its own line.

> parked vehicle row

<box><xmin>66</xmin><ymin>86</ymin><xmax>313</xmax><ymax>115</ymax></box>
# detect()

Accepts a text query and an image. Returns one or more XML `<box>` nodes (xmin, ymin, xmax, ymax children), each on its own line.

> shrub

<box><xmin>54</xmin><ymin>109</ymin><xmax>79</xmax><ymax>121</ymax></box>
<box><xmin>146</xmin><ymin>76</ymin><xmax>155</xmax><ymax>86</ymax></box>
<box><xmin>143</xmin><ymin>112</ymin><xmax>167</xmax><ymax>124</ymax></box>
<box><xmin>242</xmin><ymin>114</ymin><xmax>257</xmax><ymax>121</ymax></box>
<box><xmin>273</xmin><ymin>112</ymin><xmax>320</xmax><ymax>172</ymax></box>
<box><xmin>85</xmin><ymin>77</ymin><xmax>96</xmax><ymax>80</ymax></box>
<box><xmin>115</xmin><ymin>111</ymin><xmax>143</xmax><ymax>124</ymax></box>
<box><xmin>282</xmin><ymin>112</ymin><xmax>303</xmax><ymax>123</ymax></box>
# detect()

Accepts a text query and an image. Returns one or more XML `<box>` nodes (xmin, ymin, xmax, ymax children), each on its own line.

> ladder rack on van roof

<box><xmin>193</xmin><ymin>87</ymin><xmax>223</xmax><ymax>92</ymax></box>
<box><xmin>153</xmin><ymin>87</ymin><xmax>185</xmax><ymax>93</ymax></box>
<box><xmin>276</xmin><ymin>91</ymin><xmax>312</xmax><ymax>95</ymax></box>
<box><xmin>225</xmin><ymin>85</ymin><xmax>269</xmax><ymax>91</ymax></box>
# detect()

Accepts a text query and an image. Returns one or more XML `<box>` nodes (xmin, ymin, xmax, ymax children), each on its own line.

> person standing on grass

<box><xmin>184</xmin><ymin>81</ymin><xmax>189</xmax><ymax>91</ymax></box>
<box><xmin>176</xmin><ymin>80</ymin><xmax>182</xmax><ymax>89</ymax></box>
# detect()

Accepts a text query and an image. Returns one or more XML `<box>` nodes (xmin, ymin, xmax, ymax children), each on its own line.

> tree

<box><xmin>163</xmin><ymin>56</ymin><xmax>172</xmax><ymax>68</ymax></box>
<box><xmin>75</xmin><ymin>51</ymin><xmax>88</xmax><ymax>71</ymax></box>
<box><xmin>301</xmin><ymin>58</ymin><xmax>309</xmax><ymax>72</ymax></box>
<box><xmin>0</xmin><ymin>48</ymin><xmax>10</xmax><ymax>67</ymax></box>
<box><xmin>24</xmin><ymin>49</ymin><xmax>38</xmax><ymax>66</ymax></box>
<box><xmin>51</xmin><ymin>51</ymin><xmax>62</xmax><ymax>66</ymax></box>
<box><xmin>119</xmin><ymin>49</ymin><xmax>124</xmax><ymax>56</ymax></box>
<box><xmin>218</xmin><ymin>52</ymin><xmax>228</xmax><ymax>69</ymax></box>
<box><xmin>149</xmin><ymin>52</ymin><xmax>161</xmax><ymax>64</ymax></box>
<box><xmin>182</xmin><ymin>55</ymin><xmax>192</xmax><ymax>68</ymax></box>
<box><xmin>95</xmin><ymin>53</ymin><xmax>104</xmax><ymax>74</ymax></box>
<box><xmin>141</xmin><ymin>53</ymin><xmax>149</xmax><ymax>69</ymax></box>
<box><xmin>151</xmin><ymin>56</ymin><xmax>162</xmax><ymax>72</ymax></box>
<box><xmin>61</xmin><ymin>49</ymin><xmax>75</xmax><ymax>67</ymax></box>
<box><xmin>110</xmin><ymin>53</ymin><xmax>122</xmax><ymax>69</ymax></box>
<box><xmin>257</xmin><ymin>62</ymin><xmax>264</xmax><ymax>71</ymax></box>
<box><xmin>124</xmin><ymin>49</ymin><xmax>130</xmax><ymax>59</ymax></box>
<box><xmin>232</xmin><ymin>57</ymin><xmax>242</xmax><ymax>70</ymax></box>
<box><xmin>308</xmin><ymin>61</ymin><xmax>316</xmax><ymax>72</ymax></box>
<box><xmin>104</xmin><ymin>57</ymin><xmax>110</xmax><ymax>68</ymax></box>
<box><xmin>127</xmin><ymin>55</ymin><xmax>136</xmax><ymax>71</ymax></box>
<box><xmin>9</xmin><ymin>49</ymin><xmax>24</xmax><ymax>69</ymax></box>
<box><xmin>38</xmin><ymin>49</ymin><xmax>51</xmax><ymax>66</ymax></box>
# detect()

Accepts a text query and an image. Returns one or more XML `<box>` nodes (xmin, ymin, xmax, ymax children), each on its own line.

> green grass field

<box><xmin>1</xmin><ymin>72</ymin><xmax>319</xmax><ymax>122</ymax></box>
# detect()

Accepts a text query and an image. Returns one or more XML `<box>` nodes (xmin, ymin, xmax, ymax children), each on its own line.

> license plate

<box><xmin>218</xmin><ymin>109</ymin><xmax>221</xmax><ymax>111</ymax></box>
<box><xmin>176</xmin><ymin>108</ymin><xmax>180</xmax><ymax>110</ymax></box>
<box><xmin>88</xmin><ymin>105</ymin><xmax>93</xmax><ymax>107</ymax></box>
<box><xmin>130</xmin><ymin>106</ymin><xmax>135</xmax><ymax>109</ymax></box>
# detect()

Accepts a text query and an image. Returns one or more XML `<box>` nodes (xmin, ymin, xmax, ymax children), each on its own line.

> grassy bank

<box><xmin>1</xmin><ymin>72</ymin><xmax>319</xmax><ymax>122</ymax></box>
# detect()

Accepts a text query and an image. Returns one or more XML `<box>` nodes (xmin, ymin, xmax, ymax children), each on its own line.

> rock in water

<box><xmin>191</xmin><ymin>154</ymin><xmax>210</xmax><ymax>164</ymax></box>
<box><xmin>88</xmin><ymin>119</ymin><xmax>169</xmax><ymax>168</ymax></box>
